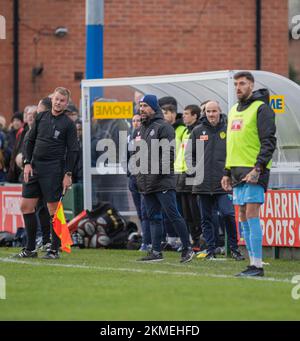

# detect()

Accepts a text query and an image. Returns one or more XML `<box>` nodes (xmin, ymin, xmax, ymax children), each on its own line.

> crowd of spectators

<box><xmin>0</xmin><ymin>97</ymin><xmax>83</xmax><ymax>185</ymax></box>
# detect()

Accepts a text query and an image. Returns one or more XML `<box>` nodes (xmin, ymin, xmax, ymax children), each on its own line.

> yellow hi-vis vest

<box><xmin>225</xmin><ymin>100</ymin><xmax>272</xmax><ymax>170</ymax></box>
<box><xmin>174</xmin><ymin>128</ymin><xmax>190</xmax><ymax>173</ymax></box>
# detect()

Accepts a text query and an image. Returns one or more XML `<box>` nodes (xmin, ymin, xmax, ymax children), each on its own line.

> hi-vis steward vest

<box><xmin>174</xmin><ymin>128</ymin><xmax>190</xmax><ymax>173</ymax></box>
<box><xmin>175</xmin><ymin>125</ymin><xmax>187</xmax><ymax>155</ymax></box>
<box><xmin>225</xmin><ymin>100</ymin><xmax>272</xmax><ymax>170</ymax></box>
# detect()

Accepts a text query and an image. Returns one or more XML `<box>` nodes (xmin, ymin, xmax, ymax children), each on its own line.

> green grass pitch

<box><xmin>0</xmin><ymin>248</ymin><xmax>299</xmax><ymax>321</ymax></box>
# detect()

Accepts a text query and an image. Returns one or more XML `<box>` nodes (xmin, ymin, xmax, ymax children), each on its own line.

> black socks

<box><xmin>50</xmin><ymin>215</ymin><xmax>61</xmax><ymax>251</ymax></box>
<box><xmin>38</xmin><ymin>205</ymin><xmax>51</xmax><ymax>245</ymax></box>
<box><xmin>23</xmin><ymin>213</ymin><xmax>38</xmax><ymax>251</ymax></box>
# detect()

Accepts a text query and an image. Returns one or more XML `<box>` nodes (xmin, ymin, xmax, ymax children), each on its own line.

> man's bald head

<box><xmin>205</xmin><ymin>101</ymin><xmax>221</xmax><ymax>126</ymax></box>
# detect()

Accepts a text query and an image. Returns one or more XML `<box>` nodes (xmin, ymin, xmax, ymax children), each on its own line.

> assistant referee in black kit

<box><xmin>16</xmin><ymin>87</ymin><xmax>79</xmax><ymax>259</ymax></box>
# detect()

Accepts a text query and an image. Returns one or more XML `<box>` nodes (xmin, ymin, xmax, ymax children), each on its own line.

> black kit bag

<box><xmin>77</xmin><ymin>201</ymin><xmax>137</xmax><ymax>249</ymax></box>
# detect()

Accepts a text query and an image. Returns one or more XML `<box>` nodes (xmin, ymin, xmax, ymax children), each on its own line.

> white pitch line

<box><xmin>0</xmin><ymin>257</ymin><xmax>291</xmax><ymax>283</ymax></box>
<box><xmin>132</xmin><ymin>259</ymin><xmax>299</xmax><ymax>277</ymax></box>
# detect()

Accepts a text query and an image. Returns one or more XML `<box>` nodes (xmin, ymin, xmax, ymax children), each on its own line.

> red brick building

<box><xmin>0</xmin><ymin>0</ymin><xmax>288</xmax><ymax>119</ymax></box>
<box><xmin>289</xmin><ymin>0</ymin><xmax>300</xmax><ymax>83</ymax></box>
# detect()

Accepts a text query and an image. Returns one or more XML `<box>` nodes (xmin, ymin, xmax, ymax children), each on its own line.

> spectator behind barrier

<box><xmin>7</xmin><ymin>107</ymin><xmax>37</xmax><ymax>183</ymax></box>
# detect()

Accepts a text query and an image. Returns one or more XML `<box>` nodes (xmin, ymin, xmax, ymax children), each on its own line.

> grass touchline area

<box><xmin>0</xmin><ymin>248</ymin><xmax>299</xmax><ymax>321</ymax></box>
<box><xmin>0</xmin><ymin>257</ymin><xmax>291</xmax><ymax>283</ymax></box>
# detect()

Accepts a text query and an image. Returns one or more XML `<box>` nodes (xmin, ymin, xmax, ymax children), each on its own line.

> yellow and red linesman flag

<box><xmin>53</xmin><ymin>201</ymin><xmax>73</xmax><ymax>253</ymax></box>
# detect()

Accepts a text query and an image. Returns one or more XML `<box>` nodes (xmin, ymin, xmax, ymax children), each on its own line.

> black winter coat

<box><xmin>186</xmin><ymin>114</ymin><xmax>227</xmax><ymax>194</ymax></box>
<box><xmin>132</xmin><ymin>110</ymin><xmax>176</xmax><ymax>194</ymax></box>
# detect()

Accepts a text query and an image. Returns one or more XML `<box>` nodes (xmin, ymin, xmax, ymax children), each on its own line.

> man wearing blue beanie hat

<box><xmin>132</xmin><ymin>94</ymin><xmax>194</xmax><ymax>263</ymax></box>
<box><xmin>139</xmin><ymin>95</ymin><xmax>159</xmax><ymax>112</ymax></box>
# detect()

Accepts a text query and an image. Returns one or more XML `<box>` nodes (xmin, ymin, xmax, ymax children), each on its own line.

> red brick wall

<box><xmin>0</xmin><ymin>0</ymin><xmax>85</xmax><ymax>119</ymax></box>
<box><xmin>261</xmin><ymin>0</ymin><xmax>289</xmax><ymax>76</ymax></box>
<box><xmin>0</xmin><ymin>0</ymin><xmax>13</xmax><ymax>118</ymax></box>
<box><xmin>104</xmin><ymin>0</ymin><xmax>288</xmax><ymax>77</ymax></box>
<box><xmin>0</xmin><ymin>0</ymin><xmax>289</xmax><ymax>120</ymax></box>
<box><xmin>289</xmin><ymin>39</ymin><xmax>300</xmax><ymax>81</ymax></box>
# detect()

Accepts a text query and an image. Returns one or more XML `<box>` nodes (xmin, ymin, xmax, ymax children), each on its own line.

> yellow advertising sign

<box><xmin>270</xmin><ymin>95</ymin><xmax>285</xmax><ymax>114</ymax></box>
<box><xmin>93</xmin><ymin>102</ymin><xmax>133</xmax><ymax>119</ymax></box>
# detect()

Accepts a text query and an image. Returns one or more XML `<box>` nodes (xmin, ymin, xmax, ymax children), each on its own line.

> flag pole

<box><xmin>53</xmin><ymin>187</ymin><xmax>73</xmax><ymax>253</ymax></box>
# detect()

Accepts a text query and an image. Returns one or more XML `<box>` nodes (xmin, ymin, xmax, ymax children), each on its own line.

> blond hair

<box><xmin>54</xmin><ymin>87</ymin><xmax>71</xmax><ymax>102</ymax></box>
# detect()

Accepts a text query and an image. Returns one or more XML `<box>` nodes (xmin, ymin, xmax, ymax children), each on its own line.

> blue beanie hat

<box><xmin>140</xmin><ymin>95</ymin><xmax>159</xmax><ymax>111</ymax></box>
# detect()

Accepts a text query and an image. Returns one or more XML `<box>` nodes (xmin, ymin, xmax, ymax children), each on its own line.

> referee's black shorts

<box><xmin>22</xmin><ymin>160</ymin><xmax>64</xmax><ymax>203</ymax></box>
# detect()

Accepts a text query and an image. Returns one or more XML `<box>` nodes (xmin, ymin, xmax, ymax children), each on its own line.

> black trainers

<box><xmin>235</xmin><ymin>265</ymin><xmax>254</xmax><ymax>275</ymax></box>
<box><xmin>137</xmin><ymin>251</ymin><xmax>163</xmax><ymax>262</ymax></box>
<box><xmin>231</xmin><ymin>249</ymin><xmax>245</xmax><ymax>261</ymax></box>
<box><xmin>14</xmin><ymin>248</ymin><xmax>38</xmax><ymax>258</ymax></box>
<box><xmin>180</xmin><ymin>248</ymin><xmax>194</xmax><ymax>263</ymax></box>
<box><xmin>39</xmin><ymin>243</ymin><xmax>51</xmax><ymax>252</ymax></box>
<box><xmin>204</xmin><ymin>252</ymin><xmax>216</xmax><ymax>260</ymax></box>
<box><xmin>215</xmin><ymin>246</ymin><xmax>225</xmax><ymax>255</ymax></box>
<box><xmin>161</xmin><ymin>242</ymin><xmax>175</xmax><ymax>251</ymax></box>
<box><xmin>42</xmin><ymin>250</ymin><xmax>60</xmax><ymax>259</ymax></box>
<box><xmin>235</xmin><ymin>265</ymin><xmax>264</xmax><ymax>277</ymax></box>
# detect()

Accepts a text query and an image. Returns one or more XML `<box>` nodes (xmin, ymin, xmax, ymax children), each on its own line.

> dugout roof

<box><xmin>81</xmin><ymin>70</ymin><xmax>300</xmax><ymax>211</ymax></box>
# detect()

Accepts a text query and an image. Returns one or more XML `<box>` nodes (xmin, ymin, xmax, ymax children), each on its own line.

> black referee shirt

<box><xmin>24</xmin><ymin>110</ymin><xmax>79</xmax><ymax>172</ymax></box>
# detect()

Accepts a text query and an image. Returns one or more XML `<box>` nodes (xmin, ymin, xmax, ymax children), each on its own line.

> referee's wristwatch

<box><xmin>65</xmin><ymin>172</ymin><xmax>72</xmax><ymax>177</ymax></box>
<box><xmin>23</xmin><ymin>159</ymin><xmax>31</xmax><ymax>166</ymax></box>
